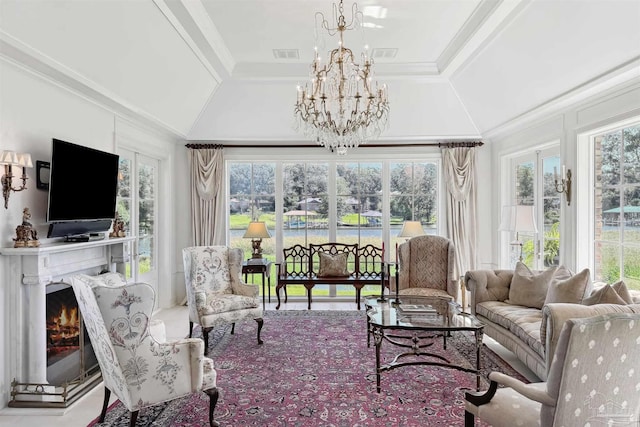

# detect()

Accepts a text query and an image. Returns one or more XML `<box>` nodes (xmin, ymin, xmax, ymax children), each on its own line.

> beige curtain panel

<box><xmin>188</xmin><ymin>147</ymin><xmax>225</xmax><ymax>246</ymax></box>
<box><xmin>442</xmin><ymin>147</ymin><xmax>478</xmax><ymax>279</ymax></box>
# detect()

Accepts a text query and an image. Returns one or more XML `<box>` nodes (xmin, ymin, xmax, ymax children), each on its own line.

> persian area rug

<box><xmin>89</xmin><ymin>310</ymin><xmax>527</xmax><ymax>427</ymax></box>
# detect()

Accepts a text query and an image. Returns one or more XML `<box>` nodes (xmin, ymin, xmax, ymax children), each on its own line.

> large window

<box><xmin>228</xmin><ymin>157</ymin><xmax>441</xmax><ymax>301</ymax></box>
<box><xmin>593</xmin><ymin>123</ymin><xmax>640</xmax><ymax>290</ymax></box>
<box><xmin>507</xmin><ymin>149</ymin><xmax>561</xmax><ymax>269</ymax></box>
<box><xmin>389</xmin><ymin>161</ymin><xmax>438</xmax><ymax>262</ymax></box>
<box><xmin>336</xmin><ymin>162</ymin><xmax>383</xmax><ymax>245</ymax></box>
<box><xmin>283</xmin><ymin>162</ymin><xmax>329</xmax><ymax>247</ymax></box>
<box><xmin>228</xmin><ymin>162</ymin><xmax>276</xmax><ymax>257</ymax></box>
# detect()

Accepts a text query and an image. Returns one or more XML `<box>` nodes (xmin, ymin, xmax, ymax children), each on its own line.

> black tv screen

<box><xmin>47</xmin><ymin>139</ymin><xmax>119</xmax><ymax>227</ymax></box>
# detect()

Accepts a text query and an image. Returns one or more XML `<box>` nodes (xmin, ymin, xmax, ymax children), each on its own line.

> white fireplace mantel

<box><xmin>0</xmin><ymin>236</ymin><xmax>135</xmax><ymax>407</ymax></box>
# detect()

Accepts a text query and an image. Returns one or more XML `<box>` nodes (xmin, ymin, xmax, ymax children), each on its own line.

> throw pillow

<box><xmin>611</xmin><ymin>280</ymin><xmax>633</xmax><ymax>304</ymax></box>
<box><xmin>506</xmin><ymin>262</ymin><xmax>557</xmax><ymax>309</ymax></box>
<box><xmin>583</xmin><ymin>284</ymin><xmax>627</xmax><ymax>305</ymax></box>
<box><xmin>318</xmin><ymin>252</ymin><xmax>349</xmax><ymax>277</ymax></box>
<box><xmin>544</xmin><ymin>266</ymin><xmax>592</xmax><ymax>305</ymax></box>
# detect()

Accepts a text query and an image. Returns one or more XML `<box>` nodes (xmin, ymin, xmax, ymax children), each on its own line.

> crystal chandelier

<box><xmin>293</xmin><ymin>0</ymin><xmax>389</xmax><ymax>155</ymax></box>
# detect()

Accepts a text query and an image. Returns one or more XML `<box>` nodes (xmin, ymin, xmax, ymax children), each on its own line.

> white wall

<box><xmin>0</xmin><ymin>59</ymin><xmax>181</xmax><ymax>410</ymax></box>
<box><xmin>486</xmin><ymin>78</ymin><xmax>640</xmax><ymax>271</ymax></box>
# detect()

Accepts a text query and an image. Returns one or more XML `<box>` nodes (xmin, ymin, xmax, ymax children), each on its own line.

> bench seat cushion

<box><xmin>476</xmin><ymin>301</ymin><xmax>544</xmax><ymax>358</ymax></box>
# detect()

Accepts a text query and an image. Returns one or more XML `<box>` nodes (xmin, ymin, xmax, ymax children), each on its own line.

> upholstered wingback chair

<box><xmin>182</xmin><ymin>246</ymin><xmax>264</xmax><ymax>352</ymax></box>
<box><xmin>70</xmin><ymin>274</ymin><xmax>219</xmax><ymax>427</ymax></box>
<box><xmin>396</xmin><ymin>235</ymin><xmax>458</xmax><ymax>301</ymax></box>
<box><xmin>465</xmin><ymin>312</ymin><xmax>640</xmax><ymax>427</ymax></box>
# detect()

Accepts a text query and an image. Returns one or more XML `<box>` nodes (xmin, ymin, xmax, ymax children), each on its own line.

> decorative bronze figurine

<box><xmin>14</xmin><ymin>207</ymin><xmax>39</xmax><ymax>247</ymax></box>
<box><xmin>109</xmin><ymin>212</ymin><xmax>126</xmax><ymax>238</ymax></box>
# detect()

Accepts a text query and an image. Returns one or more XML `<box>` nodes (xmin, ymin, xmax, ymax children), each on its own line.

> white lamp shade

<box><xmin>499</xmin><ymin>205</ymin><xmax>537</xmax><ymax>233</ymax></box>
<box><xmin>17</xmin><ymin>153</ymin><xmax>33</xmax><ymax>168</ymax></box>
<box><xmin>0</xmin><ymin>150</ymin><xmax>19</xmax><ymax>165</ymax></box>
<box><xmin>243</xmin><ymin>221</ymin><xmax>271</xmax><ymax>239</ymax></box>
<box><xmin>397</xmin><ymin>220</ymin><xmax>425</xmax><ymax>238</ymax></box>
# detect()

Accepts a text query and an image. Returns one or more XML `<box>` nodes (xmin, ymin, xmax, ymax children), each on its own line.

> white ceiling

<box><xmin>1</xmin><ymin>0</ymin><xmax>639</xmax><ymax>143</ymax></box>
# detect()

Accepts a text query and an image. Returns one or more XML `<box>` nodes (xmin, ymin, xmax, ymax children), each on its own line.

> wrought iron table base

<box><xmin>372</xmin><ymin>327</ymin><xmax>483</xmax><ymax>393</ymax></box>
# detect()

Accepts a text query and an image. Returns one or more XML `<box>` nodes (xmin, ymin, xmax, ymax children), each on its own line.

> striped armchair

<box><xmin>396</xmin><ymin>235</ymin><xmax>458</xmax><ymax>301</ymax></box>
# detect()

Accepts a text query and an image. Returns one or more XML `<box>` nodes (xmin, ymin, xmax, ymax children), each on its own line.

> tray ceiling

<box><xmin>1</xmin><ymin>0</ymin><xmax>638</xmax><ymax>142</ymax></box>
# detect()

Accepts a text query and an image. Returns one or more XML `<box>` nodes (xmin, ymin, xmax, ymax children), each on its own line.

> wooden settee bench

<box><xmin>275</xmin><ymin>242</ymin><xmax>388</xmax><ymax>310</ymax></box>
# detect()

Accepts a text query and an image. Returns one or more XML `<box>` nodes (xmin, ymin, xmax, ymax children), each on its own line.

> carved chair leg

<box><xmin>275</xmin><ymin>284</ymin><xmax>282</xmax><ymax>310</ymax></box>
<box><xmin>203</xmin><ymin>327</ymin><xmax>212</xmax><ymax>355</ymax></box>
<box><xmin>129</xmin><ymin>410</ymin><xmax>139</xmax><ymax>427</ymax></box>
<box><xmin>99</xmin><ymin>387</ymin><xmax>111</xmax><ymax>422</ymax></box>
<box><xmin>231</xmin><ymin>323</ymin><xmax>236</xmax><ymax>335</ymax></box>
<box><xmin>255</xmin><ymin>318</ymin><xmax>264</xmax><ymax>344</ymax></box>
<box><xmin>464</xmin><ymin>410</ymin><xmax>475</xmax><ymax>427</ymax></box>
<box><xmin>189</xmin><ymin>321</ymin><xmax>193</xmax><ymax>338</ymax></box>
<box><xmin>205</xmin><ymin>387</ymin><xmax>220</xmax><ymax>427</ymax></box>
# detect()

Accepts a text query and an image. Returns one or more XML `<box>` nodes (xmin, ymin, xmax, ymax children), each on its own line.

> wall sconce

<box><xmin>553</xmin><ymin>165</ymin><xmax>572</xmax><ymax>205</ymax></box>
<box><xmin>243</xmin><ymin>221</ymin><xmax>271</xmax><ymax>259</ymax></box>
<box><xmin>1</xmin><ymin>150</ymin><xmax>33</xmax><ymax>209</ymax></box>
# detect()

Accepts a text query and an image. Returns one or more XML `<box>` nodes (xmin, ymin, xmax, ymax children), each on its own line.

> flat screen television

<box><xmin>46</xmin><ymin>139</ymin><xmax>120</xmax><ymax>239</ymax></box>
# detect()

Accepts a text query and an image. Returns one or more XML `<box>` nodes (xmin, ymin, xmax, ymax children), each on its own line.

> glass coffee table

<box><xmin>364</xmin><ymin>295</ymin><xmax>484</xmax><ymax>393</ymax></box>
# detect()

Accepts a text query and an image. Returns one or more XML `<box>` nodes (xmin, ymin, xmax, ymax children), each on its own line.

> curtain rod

<box><xmin>185</xmin><ymin>141</ymin><xmax>484</xmax><ymax>149</ymax></box>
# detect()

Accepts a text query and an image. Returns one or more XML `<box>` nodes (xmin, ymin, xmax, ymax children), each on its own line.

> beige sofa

<box><xmin>464</xmin><ymin>269</ymin><xmax>640</xmax><ymax>381</ymax></box>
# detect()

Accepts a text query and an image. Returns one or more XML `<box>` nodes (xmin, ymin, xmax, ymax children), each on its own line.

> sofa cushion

<box><xmin>507</xmin><ymin>262</ymin><xmax>556</xmax><ymax>309</ymax></box>
<box><xmin>544</xmin><ymin>266</ymin><xmax>592</xmax><ymax>305</ymax></box>
<box><xmin>611</xmin><ymin>280</ymin><xmax>634</xmax><ymax>304</ymax></box>
<box><xmin>476</xmin><ymin>301</ymin><xmax>544</xmax><ymax>358</ymax></box>
<box><xmin>583</xmin><ymin>284</ymin><xmax>627</xmax><ymax>305</ymax></box>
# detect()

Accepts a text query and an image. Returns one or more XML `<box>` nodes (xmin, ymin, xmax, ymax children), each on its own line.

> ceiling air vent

<box><xmin>371</xmin><ymin>48</ymin><xmax>398</xmax><ymax>59</ymax></box>
<box><xmin>273</xmin><ymin>49</ymin><xmax>299</xmax><ymax>60</ymax></box>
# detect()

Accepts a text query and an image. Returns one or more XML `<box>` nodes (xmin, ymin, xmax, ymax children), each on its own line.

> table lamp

<box><xmin>499</xmin><ymin>205</ymin><xmax>537</xmax><ymax>263</ymax></box>
<box><xmin>243</xmin><ymin>221</ymin><xmax>271</xmax><ymax>259</ymax></box>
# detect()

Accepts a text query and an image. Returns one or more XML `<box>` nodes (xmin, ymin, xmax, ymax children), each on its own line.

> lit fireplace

<box><xmin>47</xmin><ymin>294</ymin><xmax>80</xmax><ymax>366</ymax></box>
<box><xmin>1</xmin><ymin>237</ymin><xmax>132</xmax><ymax>409</ymax></box>
<box><xmin>46</xmin><ymin>283</ymin><xmax>98</xmax><ymax>386</ymax></box>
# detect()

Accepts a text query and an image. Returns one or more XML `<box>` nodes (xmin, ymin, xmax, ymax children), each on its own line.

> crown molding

<box><xmin>0</xmin><ymin>31</ymin><xmax>187</xmax><ymax>140</ymax></box>
<box><xmin>442</xmin><ymin>0</ymin><xmax>530</xmax><ymax>78</ymax></box>
<box><xmin>437</xmin><ymin>0</ymin><xmax>502</xmax><ymax>73</ymax></box>
<box><xmin>153</xmin><ymin>0</ymin><xmax>224</xmax><ymax>82</ymax></box>
<box><xmin>176</xmin><ymin>0</ymin><xmax>235</xmax><ymax>76</ymax></box>
<box><xmin>483</xmin><ymin>57</ymin><xmax>640</xmax><ymax>140</ymax></box>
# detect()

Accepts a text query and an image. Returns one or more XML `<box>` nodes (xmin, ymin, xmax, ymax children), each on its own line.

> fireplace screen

<box><xmin>46</xmin><ymin>283</ymin><xmax>98</xmax><ymax>385</ymax></box>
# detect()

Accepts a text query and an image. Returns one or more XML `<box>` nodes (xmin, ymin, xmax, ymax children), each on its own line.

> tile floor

<box><xmin>0</xmin><ymin>298</ymin><xmax>539</xmax><ymax>426</ymax></box>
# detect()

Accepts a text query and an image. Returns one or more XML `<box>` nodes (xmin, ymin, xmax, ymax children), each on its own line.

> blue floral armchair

<box><xmin>70</xmin><ymin>274</ymin><xmax>219</xmax><ymax>426</ymax></box>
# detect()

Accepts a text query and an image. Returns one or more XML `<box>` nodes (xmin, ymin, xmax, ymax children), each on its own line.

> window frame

<box><xmin>579</xmin><ymin>118</ymin><xmax>640</xmax><ymax>288</ymax></box>
<box><xmin>225</xmin><ymin>149</ymin><xmax>445</xmax><ymax>266</ymax></box>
